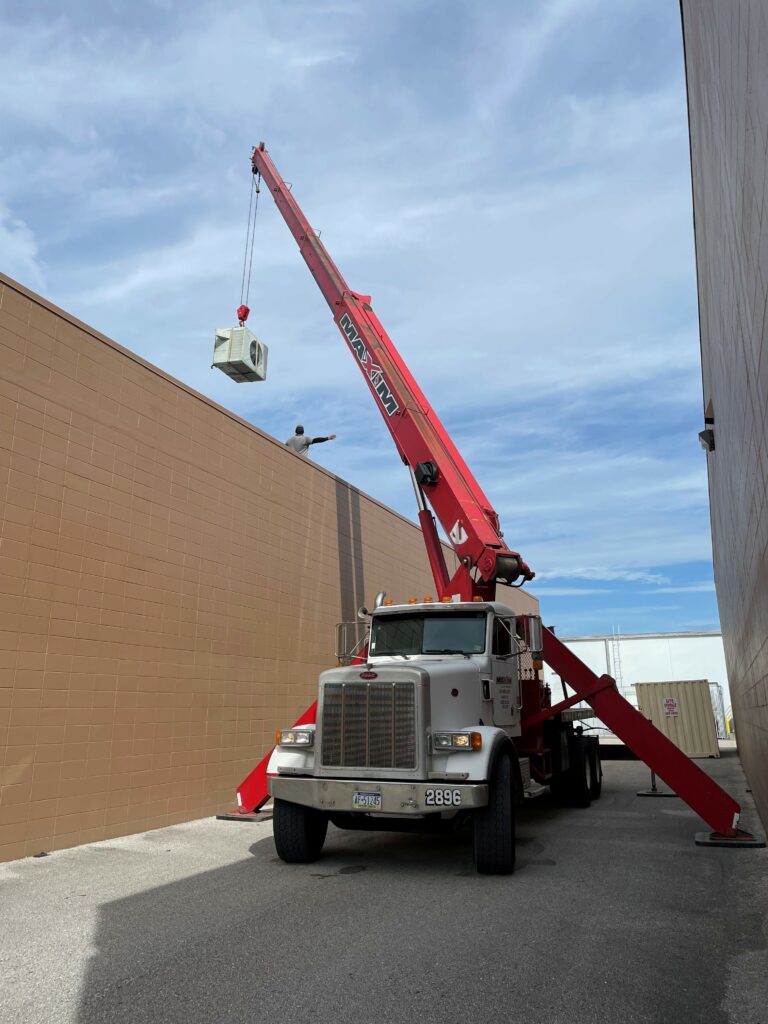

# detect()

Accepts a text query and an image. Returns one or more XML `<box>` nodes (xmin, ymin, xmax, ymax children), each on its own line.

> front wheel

<box><xmin>273</xmin><ymin>799</ymin><xmax>328</xmax><ymax>863</ymax></box>
<box><xmin>473</xmin><ymin>751</ymin><xmax>515</xmax><ymax>875</ymax></box>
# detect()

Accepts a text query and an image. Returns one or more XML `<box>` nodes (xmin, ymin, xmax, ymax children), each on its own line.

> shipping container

<box><xmin>634</xmin><ymin>679</ymin><xmax>719</xmax><ymax>758</ymax></box>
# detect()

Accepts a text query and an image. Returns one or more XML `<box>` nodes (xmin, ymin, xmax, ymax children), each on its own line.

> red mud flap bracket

<box><xmin>541</xmin><ymin>626</ymin><xmax>764</xmax><ymax>846</ymax></box>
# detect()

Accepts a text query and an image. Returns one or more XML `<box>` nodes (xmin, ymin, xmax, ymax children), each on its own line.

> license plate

<box><xmin>352</xmin><ymin>790</ymin><xmax>382</xmax><ymax>810</ymax></box>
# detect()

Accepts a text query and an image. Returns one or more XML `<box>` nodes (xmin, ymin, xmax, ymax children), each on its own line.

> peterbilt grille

<box><xmin>321</xmin><ymin>682</ymin><xmax>417</xmax><ymax>769</ymax></box>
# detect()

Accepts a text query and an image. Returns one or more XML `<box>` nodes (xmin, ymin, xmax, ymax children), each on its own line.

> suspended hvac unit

<box><xmin>212</xmin><ymin>326</ymin><xmax>269</xmax><ymax>383</ymax></box>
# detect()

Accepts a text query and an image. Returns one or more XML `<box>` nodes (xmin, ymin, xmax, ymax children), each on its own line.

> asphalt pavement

<box><xmin>0</xmin><ymin>748</ymin><xmax>766</xmax><ymax>1024</ymax></box>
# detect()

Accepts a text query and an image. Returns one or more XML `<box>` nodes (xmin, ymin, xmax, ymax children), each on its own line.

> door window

<box><xmin>492</xmin><ymin>618</ymin><xmax>513</xmax><ymax>657</ymax></box>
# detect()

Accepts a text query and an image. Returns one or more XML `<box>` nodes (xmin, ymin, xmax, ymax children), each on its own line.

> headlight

<box><xmin>277</xmin><ymin>728</ymin><xmax>315</xmax><ymax>748</ymax></box>
<box><xmin>432</xmin><ymin>731</ymin><xmax>482</xmax><ymax>752</ymax></box>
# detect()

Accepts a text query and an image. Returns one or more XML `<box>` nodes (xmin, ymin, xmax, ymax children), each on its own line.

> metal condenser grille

<box><xmin>321</xmin><ymin>682</ymin><xmax>416</xmax><ymax>769</ymax></box>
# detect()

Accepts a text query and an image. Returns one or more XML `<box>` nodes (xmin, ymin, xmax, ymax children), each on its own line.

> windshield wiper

<box><xmin>424</xmin><ymin>648</ymin><xmax>471</xmax><ymax>655</ymax></box>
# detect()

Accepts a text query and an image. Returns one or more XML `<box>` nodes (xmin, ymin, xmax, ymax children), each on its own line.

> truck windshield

<box><xmin>369</xmin><ymin>612</ymin><xmax>487</xmax><ymax>656</ymax></box>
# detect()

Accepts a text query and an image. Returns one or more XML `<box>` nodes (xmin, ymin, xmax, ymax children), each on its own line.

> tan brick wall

<box><xmin>682</xmin><ymin>1</ymin><xmax>768</xmax><ymax>827</ymax></box>
<box><xmin>0</xmin><ymin>274</ymin><xmax>538</xmax><ymax>861</ymax></box>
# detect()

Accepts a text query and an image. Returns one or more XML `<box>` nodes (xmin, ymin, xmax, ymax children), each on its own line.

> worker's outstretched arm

<box><xmin>311</xmin><ymin>434</ymin><xmax>336</xmax><ymax>444</ymax></box>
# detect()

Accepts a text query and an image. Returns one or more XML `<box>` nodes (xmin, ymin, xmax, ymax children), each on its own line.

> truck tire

<box><xmin>568</xmin><ymin>735</ymin><xmax>592</xmax><ymax>808</ymax></box>
<box><xmin>588</xmin><ymin>738</ymin><xmax>602</xmax><ymax>800</ymax></box>
<box><xmin>473</xmin><ymin>751</ymin><xmax>515</xmax><ymax>875</ymax></box>
<box><xmin>273</xmin><ymin>799</ymin><xmax>328</xmax><ymax>863</ymax></box>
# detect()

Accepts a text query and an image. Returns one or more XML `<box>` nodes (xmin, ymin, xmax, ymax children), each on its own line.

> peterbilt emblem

<box><xmin>339</xmin><ymin>313</ymin><xmax>399</xmax><ymax>416</ymax></box>
<box><xmin>359</xmin><ymin>670</ymin><xmax>378</xmax><ymax>679</ymax></box>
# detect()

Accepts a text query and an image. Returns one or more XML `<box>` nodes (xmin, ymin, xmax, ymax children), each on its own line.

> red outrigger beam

<box><xmin>539</xmin><ymin>628</ymin><xmax>746</xmax><ymax>839</ymax></box>
<box><xmin>235</xmin><ymin>702</ymin><xmax>317</xmax><ymax>816</ymax></box>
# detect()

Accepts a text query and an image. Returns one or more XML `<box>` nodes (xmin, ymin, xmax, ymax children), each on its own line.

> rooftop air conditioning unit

<box><xmin>212</xmin><ymin>326</ymin><xmax>269</xmax><ymax>383</ymax></box>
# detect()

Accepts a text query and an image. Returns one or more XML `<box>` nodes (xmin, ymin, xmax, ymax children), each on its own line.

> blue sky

<box><xmin>0</xmin><ymin>0</ymin><xmax>719</xmax><ymax>636</ymax></box>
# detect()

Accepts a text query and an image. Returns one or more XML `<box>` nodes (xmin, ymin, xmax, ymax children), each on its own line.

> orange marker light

<box><xmin>423</xmin><ymin>596</ymin><xmax>433</xmax><ymax>602</ymax></box>
<box><xmin>407</xmin><ymin>597</ymin><xmax>418</xmax><ymax>604</ymax></box>
<box><xmin>440</xmin><ymin>596</ymin><xmax>452</xmax><ymax>603</ymax></box>
<box><xmin>383</xmin><ymin>599</ymin><xmax>394</xmax><ymax>606</ymax></box>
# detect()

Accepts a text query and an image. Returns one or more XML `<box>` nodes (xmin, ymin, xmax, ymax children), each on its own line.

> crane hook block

<box><xmin>236</xmin><ymin>304</ymin><xmax>250</xmax><ymax>325</ymax></box>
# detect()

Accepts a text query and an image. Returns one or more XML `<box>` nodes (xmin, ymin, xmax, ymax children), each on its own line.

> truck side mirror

<box><xmin>517</xmin><ymin>615</ymin><xmax>543</xmax><ymax>656</ymax></box>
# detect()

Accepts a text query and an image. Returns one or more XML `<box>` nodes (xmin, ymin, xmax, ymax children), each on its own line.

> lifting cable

<box><xmin>237</xmin><ymin>171</ymin><xmax>261</xmax><ymax>325</ymax></box>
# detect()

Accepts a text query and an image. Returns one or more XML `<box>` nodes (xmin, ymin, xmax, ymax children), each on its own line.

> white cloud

<box><xmin>471</xmin><ymin>0</ymin><xmax>600</xmax><ymax>119</ymax></box>
<box><xmin>526</xmin><ymin>587</ymin><xmax>612</xmax><ymax>596</ymax></box>
<box><xmin>0</xmin><ymin>201</ymin><xmax>45</xmax><ymax>292</ymax></box>
<box><xmin>534</xmin><ymin>568</ymin><xmax>671</xmax><ymax>584</ymax></box>
<box><xmin>647</xmin><ymin>582</ymin><xmax>716</xmax><ymax>594</ymax></box>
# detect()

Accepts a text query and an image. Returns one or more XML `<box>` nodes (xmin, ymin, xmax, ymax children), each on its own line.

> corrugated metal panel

<box><xmin>634</xmin><ymin>680</ymin><xmax>720</xmax><ymax>758</ymax></box>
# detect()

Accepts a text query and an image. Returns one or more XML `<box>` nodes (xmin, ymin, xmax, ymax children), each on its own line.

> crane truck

<box><xmin>230</xmin><ymin>143</ymin><xmax>752</xmax><ymax>873</ymax></box>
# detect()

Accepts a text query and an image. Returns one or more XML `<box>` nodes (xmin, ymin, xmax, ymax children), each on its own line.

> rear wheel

<box><xmin>473</xmin><ymin>751</ymin><xmax>515</xmax><ymax>875</ymax></box>
<box><xmin>568</xmin><ymin>735</ymin><xmax>592</xmax><ymax>808</ymax></box>
<box><xmin>273</xmin><ymin>799</ymin><xmax>328</xmax><ymax>863</ymax></box>
<box><xmin>588</xmin><ymin>738</ymin><xmax>602</xmax><ymax>800</ymax></box>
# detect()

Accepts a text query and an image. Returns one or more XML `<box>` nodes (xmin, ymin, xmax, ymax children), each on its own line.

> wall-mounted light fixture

<box><xmin>698</xmin><ymin>428</ymin><xmax>715</xmax><ymax>452</ymax></box>
<box><xmin>699</xmin><ymin>399</ymin><xmax>715</xmax><ymax>452</ymax></box>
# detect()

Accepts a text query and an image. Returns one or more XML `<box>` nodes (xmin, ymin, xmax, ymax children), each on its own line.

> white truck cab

<box><xmin>267</xmin><ymin>600</ymin><xmax>599</xmax><ymax>874</ymax></box>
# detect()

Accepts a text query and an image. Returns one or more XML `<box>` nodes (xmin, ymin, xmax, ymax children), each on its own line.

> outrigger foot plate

<box><xmin>216</xmin><ymin>808</ymin><xmax>273</xmax><ymax>823</ymax></box>
<box><xmin>694</xmin><ymin>829</ymin><xmax>765</xmax><ymax>848</ymax></box>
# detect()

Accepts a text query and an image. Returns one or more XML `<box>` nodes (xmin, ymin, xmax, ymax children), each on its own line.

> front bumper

<box><xmin>268</xmin><ymin>776</ymin><xmax>489</xmax><ymax>815</ymax></box>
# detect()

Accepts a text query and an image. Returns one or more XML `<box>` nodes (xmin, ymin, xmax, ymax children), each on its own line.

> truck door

<box><xmin>489</xmin><ymin>617</ymin><xmax>520</xmax><ymax>728</ymax></box>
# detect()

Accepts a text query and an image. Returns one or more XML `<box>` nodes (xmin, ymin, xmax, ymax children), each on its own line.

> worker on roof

<box><xmin>285</xmin><ymin>424</ymin><xmax>337</xmax><ymax>457</ymax></box>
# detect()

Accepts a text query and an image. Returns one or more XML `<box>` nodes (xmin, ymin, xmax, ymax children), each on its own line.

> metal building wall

<box><xmin>543</xmin><ymin>631</ymin><xmax>730</xmax><ymax>706</ymax></box>
<box><xmin>681</xmin><ymin>0</ymin><xmax>768</xmax><ymax>828</ymax></box>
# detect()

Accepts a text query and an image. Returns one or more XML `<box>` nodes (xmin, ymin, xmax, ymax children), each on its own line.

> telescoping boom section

<box><xmin>234</xmin><ymin>143</ymin><xmax>751</xmax><ymax>844</ymax></box>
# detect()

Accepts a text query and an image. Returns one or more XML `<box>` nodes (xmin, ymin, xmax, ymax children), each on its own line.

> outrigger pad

<box><xmin>216</xmin><ymin>809</ymin><xmax>273</xmax><ymax>823</ymax></box>
<box><xmin>695</xmin><ymin>829</ymin><xmax>766</xmax><ymax>848</ymax></box>
<box><xmin>637</xmin><ymin>789</ymin><xmax>678</xmax><ymax>797</ymax></box>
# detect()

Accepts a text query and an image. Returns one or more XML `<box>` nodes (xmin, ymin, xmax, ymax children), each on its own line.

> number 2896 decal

<box><xmin>425</xmin><ymin>788</ymin><xmax>462</xmax><ymax>807</ymax></box>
